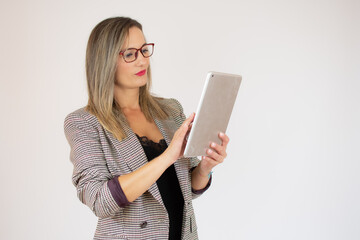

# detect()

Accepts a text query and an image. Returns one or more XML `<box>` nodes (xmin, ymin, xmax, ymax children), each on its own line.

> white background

<box><xmin>1</xmin><ymin>0</ymin><xmax>359</xmax><ymax>239</ymax></box>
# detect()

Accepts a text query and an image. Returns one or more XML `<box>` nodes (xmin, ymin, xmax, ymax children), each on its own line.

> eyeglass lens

<box><xmin>123</xmin><ymin>44</ymin><xmax>154</xmax><ymax>63</ymax></box>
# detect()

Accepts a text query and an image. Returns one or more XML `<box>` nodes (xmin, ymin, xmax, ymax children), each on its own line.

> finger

<box><xmin>182</xmin><ymin>112</ymin><xmax>195</xmax><ymax>128</ymax></box>
<box><xmin>177</xmin><ymin>113</ymin><xmax>195</xmax><ymax>139</ymax></box>
<box><xmin>188</xmin><ymin>112</ymin><xmax>195</xmax><ymax>123</ymax></box>
<box><xmin>209</xmin><ymin>142</ymin><xmax>227</xmax><ymax>158</ymax></box>
<box><xmin>218</xmin><ymin>132</ymin><xmax>230</xmax><ymax>148</ymax></box>
<box><xmin>206</xmin><ymin>148</ymin><xmax>224</xmax><ymax>163</ymax></box>
<box><xmin>201</xmin><ymin>155</ymin><xmax>220</xmax><ymax>167</ymax></box>
<box><xmin>184</xmin><ymin>124</ymin><xmax>192</xmax><ymax>142</ymax></box>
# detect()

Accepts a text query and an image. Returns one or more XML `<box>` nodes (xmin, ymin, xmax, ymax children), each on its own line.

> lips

<box><xmin>135</xmin><ymin>70</ymin><xmax>146</xmax><ymax>76</ymax></box>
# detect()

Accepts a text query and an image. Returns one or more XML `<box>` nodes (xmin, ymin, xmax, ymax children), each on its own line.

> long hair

<box><xmin>85</xmin><ymin>17</ymin><xmax>168</xmax><ymax>141</ymax></box>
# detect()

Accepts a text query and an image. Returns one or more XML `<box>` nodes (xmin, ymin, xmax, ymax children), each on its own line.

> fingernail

<box><xmin>219</xmin><ymin>132</ymin><xmax>224</xmax><ymax>137</ymax></box>
<box><xmin>207</xmin><ymin>149</ymin><xmax>212</xmax><ymax>154</ymax></box>
<box><xmin>211</xmin><ymin>142</ymin><xmax>216</xmax><ymax>147</ymax></box>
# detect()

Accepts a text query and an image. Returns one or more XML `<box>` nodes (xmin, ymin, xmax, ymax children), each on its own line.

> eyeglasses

<box><xmin>119</xmin><ymin>43</ymin><xmax>155</xmax><ymax>63</ymax></box>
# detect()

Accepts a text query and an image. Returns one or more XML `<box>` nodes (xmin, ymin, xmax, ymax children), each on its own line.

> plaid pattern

<box><xmin>64</xmin><ymin>98</ymin><xmax>203</xmax><ymax>240</ymax></box>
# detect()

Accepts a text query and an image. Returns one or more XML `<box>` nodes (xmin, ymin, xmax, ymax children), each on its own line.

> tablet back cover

<box><xmin>183</xmin><ymin>72</ymin><xmax>242</xmax><ymax>157</ymax></box>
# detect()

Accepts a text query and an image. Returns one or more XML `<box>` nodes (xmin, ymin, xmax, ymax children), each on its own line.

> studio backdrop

<box><xmin>0</xmin><ymin>0</ymin><xmax>359</xmax><ymax>239</ymax></box>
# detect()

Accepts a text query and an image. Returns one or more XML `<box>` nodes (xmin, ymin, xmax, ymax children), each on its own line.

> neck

<box><xmin>114</xmin><ymin>86</ymin><xmax>141</xmax><ymax>110</ymax></box>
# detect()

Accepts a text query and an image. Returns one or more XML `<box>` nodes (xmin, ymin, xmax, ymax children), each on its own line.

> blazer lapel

<box><xmin>105</xmin><ymin>116</ymin><xmax>166</xmax><ymax>209</ymax></box>
<box><xmin>155</xmin><ymin>118</ymin><xmax>191</xmax><ymax>202</ymax></box>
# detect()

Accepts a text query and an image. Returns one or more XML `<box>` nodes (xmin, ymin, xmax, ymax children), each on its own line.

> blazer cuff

<box><xmin>190</xmin><ymin>167</ymin><xmax>212</xmax><ymax>195</ymax></box>
<box><xmin>107</xmin><ymin>176</ymin><xmax>130</xmax><ymax>208</ymax></box>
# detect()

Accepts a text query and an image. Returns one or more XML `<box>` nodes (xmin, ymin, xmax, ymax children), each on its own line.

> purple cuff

<box><xmin>190</xmin><ymin>167</ymin><xmax>212</xmax><ymax>194</ymax></box>
<box><xmin>107</xmin><ymin>176</ymin><xmax>130</xmax><ymax>208</ymax></box>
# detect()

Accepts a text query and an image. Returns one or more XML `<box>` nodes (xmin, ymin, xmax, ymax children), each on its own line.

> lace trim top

<box><xmin>107</xmin><ymin>133</ymin><xmax>212</xmax><ymax>239</ymax></box>
<box><xmin>135</xmin><ymin>134</ymin><xmax>184</xmax><ymax>240</ymax></box>
<box><xmin>136</xmin><ymin>134</ymin><xmax>167</xmax><ymax>155</ymax></box>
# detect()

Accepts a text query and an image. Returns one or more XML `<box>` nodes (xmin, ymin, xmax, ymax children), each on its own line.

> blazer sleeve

<box><xmin>64</xmin><ymin>112</ymin><xmax>121</xmax><ymax>218</ymax></box>
<box><xmin>170</xmin><ymin>98</ymin><xmax>212</xmax><ymax>199</ymax></box>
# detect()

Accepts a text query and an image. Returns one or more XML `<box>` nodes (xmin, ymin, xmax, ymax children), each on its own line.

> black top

<box><xmin>136</xmin><ymin>134</ymin><xmax>184</xmax><ymax>240</ymax></box>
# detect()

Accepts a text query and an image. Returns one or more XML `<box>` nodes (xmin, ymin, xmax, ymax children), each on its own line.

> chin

<box><xmin>137</xmin><ymin>76</ymin><xmax>148</xmax><ymax>87</ymax></box>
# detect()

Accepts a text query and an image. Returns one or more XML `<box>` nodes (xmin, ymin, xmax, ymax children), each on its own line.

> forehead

<box><xmin>122</xmin><ymin>27</ymin><xmax>146</xmax><ymax>49</ymax></box>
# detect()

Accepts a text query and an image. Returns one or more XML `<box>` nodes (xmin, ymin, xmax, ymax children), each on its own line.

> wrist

<box><xmin>195</xmin><ymin>165</ymin><xmax>212</xmax><ymax>179</ymax></box>
<box><xmin>162</xmin><ymin>149</ymin><xmax>177</xmax><ymax>165</ymax></box>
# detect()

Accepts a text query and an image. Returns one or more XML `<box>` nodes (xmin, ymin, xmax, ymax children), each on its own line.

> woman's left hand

<box><xmin>197</xmin><ymin>132</ymin><xmax>230</xmax><ymax>176</ymax></box>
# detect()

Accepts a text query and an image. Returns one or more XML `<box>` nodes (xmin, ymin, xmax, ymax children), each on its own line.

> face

<box><xmin>115</xmin><ymin>27</ymin><xmax>150</xmax><ymax>90</ymax></box>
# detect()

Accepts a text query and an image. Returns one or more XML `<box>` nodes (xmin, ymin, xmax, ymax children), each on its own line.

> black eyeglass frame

<box><xmin>119</xmin><ymin>43</ymin><xmax>155</xmax><ymax>63</ymax></box>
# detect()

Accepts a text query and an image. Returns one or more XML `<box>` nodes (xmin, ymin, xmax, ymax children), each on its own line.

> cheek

<box><xmin>145</xmin><ymin>59</ymin><xmax>150</xmax><ymax>67</ymax></box>
<box><xmin>116</xmin><ymin>63</ymin><xmax>132</xmax><ymax>80</ymax></box>
<box><xmin>117</xmin><ymin>61</ymin><xmax>130</xmax><ymax>74</ymax></box>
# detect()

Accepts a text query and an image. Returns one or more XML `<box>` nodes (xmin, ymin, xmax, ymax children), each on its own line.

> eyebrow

<box><xmin>123</xmin><ymin>43</ymin><xmax>147</xmax><ymax>51</ymax></box>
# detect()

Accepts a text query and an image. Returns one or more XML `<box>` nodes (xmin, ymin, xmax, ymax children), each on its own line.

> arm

<box><xmin>191</xmin><ymin>163</ymin><xmax>212</xmax><ymax>191</ymax></box>
<box><xmin>65</xmin><ymin>111</ymin><xmax>195</xmax><ymax>217</ymax></box>
<box><xmin>191</xmin><ymin>132</ymin><xmax>230</xmax><ymax>192</ymax></box>
<box><xmin>64</xmin><ymin>113</ymin><xmax>121</xmax><ymax>218</ymax></box>
<box><xmin>116</xmin><ymin>154</ymin><xmax>170</xmax><ymax>202</ymax></box>
<box><xmin>118</xmin><ymin>112</ymin><xmax>195</xmax><ymax>202</ymax></box>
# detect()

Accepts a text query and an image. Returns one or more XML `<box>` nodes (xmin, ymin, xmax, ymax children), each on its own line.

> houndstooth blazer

<box><xmin>64</xmin><ymin>98</ymin><xmax>207</xmax><ymax>240</ymax></box>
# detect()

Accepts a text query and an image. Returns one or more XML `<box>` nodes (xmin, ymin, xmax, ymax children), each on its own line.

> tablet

<box><xmin>183</xmin><ymin>71</ymin><xmax>242</xmax><ymax>157</ymax></box>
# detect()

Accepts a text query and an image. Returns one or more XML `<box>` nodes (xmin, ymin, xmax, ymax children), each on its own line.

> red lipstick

<box><xmin>135</xmin><ymin>70</ymin><xmax>146</xmax><ymax>76</ymax></box>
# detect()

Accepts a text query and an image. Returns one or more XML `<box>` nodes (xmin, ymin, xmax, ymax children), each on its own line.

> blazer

<box><xmin>64</xmin><ymin>98</ymin><xmax>208</xmax><ymax>240</ymax></box>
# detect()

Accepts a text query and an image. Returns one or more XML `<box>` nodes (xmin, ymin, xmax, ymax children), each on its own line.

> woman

<box><xmin>64</xmin><ymin>17</ymin><xmax>229</xmax><ymax>240</ymax></box>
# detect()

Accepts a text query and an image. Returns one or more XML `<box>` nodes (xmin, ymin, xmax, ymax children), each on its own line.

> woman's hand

<box><xmin>163</xmin><ymin>113</ymin><xmax>195</xmax><ymax>164</ymax></box>
<box><xmin>197</xmin><ymin>132</ymin><xmax>230</xmax><ymax>177</ymax></box>
<box><xmin>191</xmin><ymin>132</ymin><xmax>229</xmax><ymax>191</ymax></box>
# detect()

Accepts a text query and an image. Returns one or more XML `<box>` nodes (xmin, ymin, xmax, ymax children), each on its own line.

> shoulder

<box><xmin>153</xmin><ymin>97</ymin><xmax>186</xmax><ymax>124</ymax></box>
<box><xmin>154</xmin><ymin>97</ymin><xmax>184</xmax><ymax>115</ymax></box>
<box><xmin>64</xmin><ymin>107</ymin><xmax>101</xmax><ymax>137</ymax></box>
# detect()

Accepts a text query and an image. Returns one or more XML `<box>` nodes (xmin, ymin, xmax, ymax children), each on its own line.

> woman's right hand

<box><xmin>163</xmin><ymin>112</ymin><xmax>195</xmax><ymax>164</ymax></box>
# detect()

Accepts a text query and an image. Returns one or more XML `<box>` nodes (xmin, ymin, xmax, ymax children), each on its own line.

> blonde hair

<box><xmin>85</xmin><ymin>17</ymin><xmax>168</xmax><ymax>140</ymax></box>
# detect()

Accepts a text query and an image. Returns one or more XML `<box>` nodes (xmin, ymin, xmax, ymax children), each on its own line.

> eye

<box><xmin>123</xmin><ymin>50</ymin><xmax>136</xmax><ymax>60</ymax></box>
<box><xmin>141</xmin><ymin>45</ymin><xmax>153</xmax><ymax>57</ymax></box>
<box><xmin>125</xmin><ymin>52</ymin><xmax>134</xmax><ymax>58</ymax></box>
